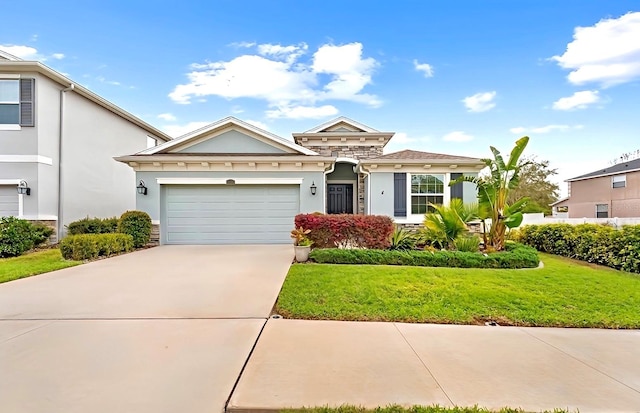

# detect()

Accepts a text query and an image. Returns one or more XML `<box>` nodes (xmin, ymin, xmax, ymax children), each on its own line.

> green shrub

<box><xmin>60</xmin><ymin>233</ymin><xmax>133</xmax><ymax>260</ymax></box>
<box><xmin>117</xmin><ymin>210</ymin><xmax>152</xmax><ymax>248</ymax></box>
<box><xmin>519</xmin><ymin>223</ymin><xmax>640</xmax><ymax>273</ymax></box>
<box><xmin>388</xmin><ymin>227</ymin><xmax>417</xmax><ymax>251</ymax></box>
<box><xmin>0</xmin><ymin>217</ymin><xmax>52</xmax><ymax>257</ymax></box>
<box><xmin>309</xmin><ymin>242</ymin><xmax>539</xmax><ymax>269</ymax></box>
<box><xmin>454</xmin><ymin>235</ymin><xmax>480</xmax><ymax>252</ymax></box>
<box><xmin>67</xmin><ymin>216</ymin><xmax>119</xmax><ymax>235</ymax></box>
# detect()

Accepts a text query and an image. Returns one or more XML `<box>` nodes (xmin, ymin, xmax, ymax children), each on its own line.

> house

<box><xmin>0</xmin><ymin>49</ymin><xmax>172</xmax><ymax>240</ymax></box>
<box><xmin>552</xmin><ymin>158</ymin><xmax>640</xmax><ymax>218</ymax></box>
<box><xmin>116</xmin><ymin>116</ymin><xmax>483</xmax><ymax>244</ymax></box>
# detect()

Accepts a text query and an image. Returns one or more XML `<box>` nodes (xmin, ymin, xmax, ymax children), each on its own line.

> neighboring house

<box><xmin>116</xmin><ymin>116</ymin><xmax>483</xmax><ymax>245</ymax></box>
<box><xmin>552</xmin><ymin>158</ymin><xmax>640</xmax><ymax>218</ymax></box>
<box><xmin>0</xmin><ymin>50</ymin><xmax>171</xmax><ymax>240</ymax></box>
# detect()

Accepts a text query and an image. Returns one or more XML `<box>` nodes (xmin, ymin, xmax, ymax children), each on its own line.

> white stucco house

<box><xmin>116</xmin><ymin>116</ymin><xmax>483</xmax><ymax>245</ymax></box>
<box><xmin>0</xmin><ymin>49</ymin><xmax>171</xmax><ymax>240</ymax></box>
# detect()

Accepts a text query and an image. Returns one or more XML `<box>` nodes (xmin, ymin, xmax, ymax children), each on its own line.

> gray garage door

<box><xmin>163</xmin><ymin>185</ymin><xmax>299</xmax><ymax>244</ymax></box>
<box><xmin>0</xmin><ymin>186</ymin><xmax>19</xmax><ymax>217</ymax></box>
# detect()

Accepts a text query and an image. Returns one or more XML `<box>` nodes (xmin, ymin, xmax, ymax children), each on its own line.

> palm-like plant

<box><xmin>423</xmin><ymin>198</ymin><xmax>478</xmax><ymax>249</ymax></box>
<box><xmin>450</xmin><ymin>136</ymin><xmax>530</xmax><ymax>251</ymax></box>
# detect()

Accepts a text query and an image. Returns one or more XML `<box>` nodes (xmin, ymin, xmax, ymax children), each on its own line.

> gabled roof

<box><xmin>137</xmin><ymin>116</ymin><xmax>318</xmax><ymax>155</ymax></box>
<box><xmin>304</xmin><ymin>116</ymin><xmax>380</xmax><ymax>133</ymax></box>
<box><xmin>0</xmin><ymin>60</ymin><xmax>171</xmax><ymax>142</ymax></box>
<box><xmin>568</xmin><ymin>158</ymin><xmax>640</xmax><ymax>182</ymax></box>
<box><xmin>369</xmin><ymin>149</ymin><xmax>482</xmax><ymax>163</ymax></box>
<box><xmin>550</xmin><ymin>197</ymin><xmax>569</xmax><ymax>206</ymax></box>
<box><xmin>0</xmin><ymin>49</ymin><xmax>22</xmax><ymax>61</ymax></box>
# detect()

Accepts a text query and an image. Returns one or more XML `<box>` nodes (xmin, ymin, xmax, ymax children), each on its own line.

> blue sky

<box><xmin>2</xmin><ymin>1</ymin><xmax>639</xmax><ymax>197</ymax></box>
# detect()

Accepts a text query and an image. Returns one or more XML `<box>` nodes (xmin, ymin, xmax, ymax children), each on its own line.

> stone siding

<box><xmin>301</xmin><ymin>144</ymin><xmax>382</xmax><ymax>160</ymax></box>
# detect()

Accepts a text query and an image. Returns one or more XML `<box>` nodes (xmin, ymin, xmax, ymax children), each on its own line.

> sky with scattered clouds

<box><xmin>1</xmin><ymin>1</ymin><xmax>639</xmax><ymax>196</ymax></box>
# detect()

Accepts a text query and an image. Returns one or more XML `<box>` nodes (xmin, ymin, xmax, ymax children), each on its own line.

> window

<box><xmin>411</xmin><ymin>174</ymin><xmax>444</xmax><ymax>214</ymax></box>
<box><xmin>612</xmin><ymin>174</ymin><xmax>626</xmax><ymax>189</ymax></box>
<box><xmin>0</xmin><ymin>78</ymin><xmax>34</xmax><ymax>127</ymax></box>
<box><xmin>596</xmin><ymin>204</ymin><xmax>608</xmax><ymax>218</ymax></box>
<box><xmin>556</xmin><ymin>206</ymin><xmax>568</xmax><ymax>213</ymax></box>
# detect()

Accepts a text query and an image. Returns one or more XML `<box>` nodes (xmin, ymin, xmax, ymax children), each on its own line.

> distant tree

<box><xmin>507</xmin><ymin>156</ymin><xmax>559</xmax><ymax>215</ymax></box>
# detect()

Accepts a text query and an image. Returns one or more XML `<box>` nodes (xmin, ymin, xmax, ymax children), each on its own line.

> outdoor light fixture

<box><xmin>310</xmin><ymin>181</ymin><xmax>317</xmax><ymax>196</ymax></box>
<box><xmin>17</xmin><ymin>180</ymin><xmax>31</xmax><ymax>196</ymax></box>
<box><xmin>136</xmin><ymin>180</ymin><xmax>148</xmax><ymax>195</ymax></box>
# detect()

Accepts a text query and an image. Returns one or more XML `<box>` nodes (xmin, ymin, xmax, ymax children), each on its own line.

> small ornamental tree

<box><xmin>450</xmin><ymin>136</ymin><xmax>530</xmax><ymax>251</ymax></box>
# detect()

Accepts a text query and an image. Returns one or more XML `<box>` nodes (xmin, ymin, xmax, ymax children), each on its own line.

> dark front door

<box><xmin>327</xmin><ymin>184</ymin><xmax>353</xmax><ymax>214</ymax></box>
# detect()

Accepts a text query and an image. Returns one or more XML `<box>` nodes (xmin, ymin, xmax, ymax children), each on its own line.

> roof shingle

<box><xmin>372</xmin><ymin>149</ymin><xmax>481</xmax><ymax>161</ymax></box>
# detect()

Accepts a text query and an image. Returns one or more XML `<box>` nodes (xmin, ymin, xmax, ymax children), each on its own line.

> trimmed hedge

<box><xmin>295</xmin><ymin>213</ymin><xmax>394</xmax><ymax>249</ymax></box>
<box><xmin>0</xmin><ymin>217</ymin><xmax>53</xmax><ymax>257</ymax></box>
<box><xmin>309</xmin><ymin>242</ymin><xmax>539</xmax><ymax>269</ymax></box>
<box><xmin>60</xmin><ymin>233</ymin><xmax>134</xmax><ymax>261</ymax></box>
<box><xmin>117</xmin><ymin>211</ymin><xmax>152</xmax><ymax>248</ymax></box>
<box><xmin>518</xmin><ymin>223</ymin><xmax>640</xmax><ymax>273</ymax></box>
<box><xmin>67</xmin><ymin>216</ymin><xmax>119</xmax><ymax>235</ymax></box>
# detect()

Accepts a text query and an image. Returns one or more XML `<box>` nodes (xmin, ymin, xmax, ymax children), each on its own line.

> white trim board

<box><xmin>0</xmin><ymin>155</ymin><xmax>53</xmax><ymax>165</ymax></box>
<box><xmin>156</xmin><ymin>177</ymin><xmax>304</xmax><ymax>185</ymax></box>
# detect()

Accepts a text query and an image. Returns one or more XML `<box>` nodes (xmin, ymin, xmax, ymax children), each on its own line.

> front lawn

<box><xmin>276</xmin><ymin>253</ymin><xmax>640</xmax><ymax>328</ymax></box>
<box><xmin>0</xmin><ymin>249</ymin><xmax>82</xmax><ymax>283</ymax></box>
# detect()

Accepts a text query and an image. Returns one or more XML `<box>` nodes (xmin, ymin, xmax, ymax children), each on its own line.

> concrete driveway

<box><xmin>0</xmin><ymin>245</ymin><xmax>293</xmax><ymax>413</ymax></box>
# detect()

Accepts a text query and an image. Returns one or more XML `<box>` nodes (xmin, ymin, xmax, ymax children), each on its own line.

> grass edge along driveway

<box><xmin>0</xmin><ymin>249</ymin><xmax>81</xmax><ymax>283</ymax></box>
<box><xmin>276</xmin><ymin>253</ymin><xmax>640</xmax><ymax>329</ymax></box>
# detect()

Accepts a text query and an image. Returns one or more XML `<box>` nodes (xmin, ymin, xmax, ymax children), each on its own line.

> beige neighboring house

<box><xmin>0</xmin><ymin>49</ymin><xmax>171</xmax><ymax>240</ymax></box>
<box><xmin>552</xmin><ymin>158</ymin><xmax>640</xmax><ymax>218</ymax></box>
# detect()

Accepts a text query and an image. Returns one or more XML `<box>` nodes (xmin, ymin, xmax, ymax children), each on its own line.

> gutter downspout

<box><xmin>57</xmin><ymin>83</ymin><xmax>74</xmax><ymax>242</ymax></box>
<box><xmin>357</xmin><ymin>163</ymin><xmax>371</xmax><ymax>215</ymax></box>
<box><xmin>322</xmin><ymin>162</ymin><xmax>336</xmax><ymax>214</ymax></box>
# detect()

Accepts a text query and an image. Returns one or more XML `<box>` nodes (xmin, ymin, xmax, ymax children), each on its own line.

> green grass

<box><xmin>0</xmin><ymin>249</ymin><xmax>82</xmax><ymax>283</ymax></box>
<box><xmin>276</xmin><ymin>253</ymin><xmax>640</xmax><ymax>328</ymax></box>
<box><xmin>282</xmin><ymin>405</ymin><xmax>571</xmax><ymax>413</ymax></box>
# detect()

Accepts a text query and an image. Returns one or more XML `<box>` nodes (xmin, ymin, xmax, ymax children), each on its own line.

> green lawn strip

<box><xmin>276</xmin><ymin>253</ymin><xmax>640</xmax><ymax>328</ymax></box>
<box><xmin>281</xmin><ymin>405</ymin><xmax>571</xmax><ymax>413</ymax></box>
<box><xmin>0</xmin><ymin>249</ymin><xmax>82</xmax><ymax>283</ymax></box>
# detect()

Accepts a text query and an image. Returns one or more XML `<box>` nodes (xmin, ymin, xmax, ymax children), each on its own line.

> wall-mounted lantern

<box><xmin>136</xmin><ymin>180</ymin><xmax>148</xmax><ymax>195</ymax></box>
<box><xmin>17</xmin><ymin>180</ymin><xmax>31</xmax><ymax>196</ymax></box>
<box><xmin>310</xmin><ymin>181</ymin><xmax>317</xmax><ymax>196</ymax></box>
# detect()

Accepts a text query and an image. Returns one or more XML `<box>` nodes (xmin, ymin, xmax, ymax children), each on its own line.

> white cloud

<box><xmin>0</xmin><ymin>44</ymin><xmax>39</xmax><ymax>59</ymax></box>
<box><xmin>161</xmin><ymin>121</ymin><xmax>211</xmax><ymax>138</ymax></box>
<box><xmin>157</xmin><ymin>113</ymin><xmax>177</xmax><ymax>121</ymax></box>
<box><xmin>51</xmin><ymin>53</ymin><xmax>65</xmax><ymax>60</ymax></box>
<box><xmin>266</xmin><ymin>104</ymin><xmax>338</xmax><ymax>119</ymax></box>
<box><xmin>169</xmin><ymin>42</ymin><xmax>381</xmax><ymax>118</ymax></box>
<box><xmin>245</xmin><ymin>119</ymin><xmax>270</xmax><ymax>130</ymax></box>
<box><xmin>231</xmin><ymin>105</ymin><xmax>244</xmax><ymax>114</ymax></box>
<box><xmin>391</xmin><ymin>132</ymin><xmax>415</xmax><ymax>144</ymax></box>
<box><xmin>443</xmin><ymin>131</ymin><xmax>474</xmax><ymax>142</ymax></box>
<box><xmin>552</xmin><ymin>12</ymin><xmax>640</xmax><ymax>87</ymax></box>
<box><xmin>413</xmin><ymin>60</ymin><xmax>434</xmax><ymax>78</ymax></box>
<box><xmin>510</xmin><ymin>124</ymin><xmax>584</xmax><ymax>134</ymax></box>
<box><xmin>552</xmin><ymin>90</ymin><xmax>600</xmax><ymax>110</ymax></box>
<box><xmin>462</xmin><ymin>91</ymin><xmax>497</xmax><ymax>112</ymax></box>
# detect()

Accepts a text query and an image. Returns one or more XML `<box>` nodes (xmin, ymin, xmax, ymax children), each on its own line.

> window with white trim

<box><xmin>596</xmin><ymin>203</ymin><xmax>608</xmax><ymax>218</ymax></box>
<box><xmin>411</xmin><ymin>174</ymin><xmax>444</xmax><ymax>214</ymax></box>
<box><xmin>0</xmin><ymin>78</ymin><xmax>34</xmax><ymax>127</ymax></box>
<box><xmin>612</xmin><ymin>174</ymin><xmax>626</xmax><ymax>189</ymax></box>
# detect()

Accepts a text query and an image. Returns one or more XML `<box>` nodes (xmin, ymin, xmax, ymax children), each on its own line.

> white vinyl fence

<box><xmin>519</xmin><ymin>213</ymin><xmax>640</xmax><ymax>228</ymax></box>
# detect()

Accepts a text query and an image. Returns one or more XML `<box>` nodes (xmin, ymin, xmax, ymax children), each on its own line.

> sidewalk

<box><xmin>228</xmin><ymin>319</ymin><xmax>640</xmax><ymax>413</ymax></box>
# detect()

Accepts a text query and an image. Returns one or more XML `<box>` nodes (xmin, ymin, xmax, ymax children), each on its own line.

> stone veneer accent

<box><xmin>301</xmin><ymin>144</ymin><xmax>383</xmax><ymax>160</ymax></box>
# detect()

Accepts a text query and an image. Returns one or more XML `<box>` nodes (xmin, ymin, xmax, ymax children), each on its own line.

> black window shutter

<box><xmin>19</xmin><ymin>78</ymin><xmax>35</xmax><ymax>127</ymax></box>
<box><xmin>450</xmin><ymin>173</ymin><xmax>463</xmax><ymax>201</ymax></box>
<box><xmin>394</xmin><ymin>173</ymin><xmax>406</xmax><ymax>217</ymax></box>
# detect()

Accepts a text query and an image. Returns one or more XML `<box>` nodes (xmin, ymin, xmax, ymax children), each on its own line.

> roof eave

<box><xmin>0</xmin><ymin>61</ymin><xmax>172</xmax><ymax>142</ymax></box>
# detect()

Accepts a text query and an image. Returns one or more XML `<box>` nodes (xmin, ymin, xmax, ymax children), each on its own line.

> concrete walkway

<box><xmin>0</xmin><ymin>245</ymin><xmax>293</xmax><ymax>413</ymax></box>
<box><xmin>229</xmin><ymin>319</ymin><xmax>640</xmax><ymax>413</ymax></box>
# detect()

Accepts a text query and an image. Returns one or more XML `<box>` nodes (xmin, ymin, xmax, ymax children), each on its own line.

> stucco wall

<box><xmin>61</xmin><ymin>91</ymin><xmax>160</xmax><ymax>226</ymax></box>
<box><xmin>135</xmin><ymin>170</ymin><xmax>326</xmax><ymax>221</ymax></box>
<box><xmin>175</xmin><ymin>130</ymin><xmax>287</xmax><ymax>154</ymax></box>
<box><xmin>566</xmin><ymin>172</ymin><xmax>640</xmax><ymax>218</ymax></box>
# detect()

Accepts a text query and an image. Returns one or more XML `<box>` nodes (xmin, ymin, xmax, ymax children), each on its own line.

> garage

<box><xmin>162</xmin><ymin>184</ymin><xmax>300</xmax><ymax>245</ymax></box>
<box><xmin>0</xmin><ymin>186</ymin><xmax>19</xmax><ymax>217</ymax></box>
